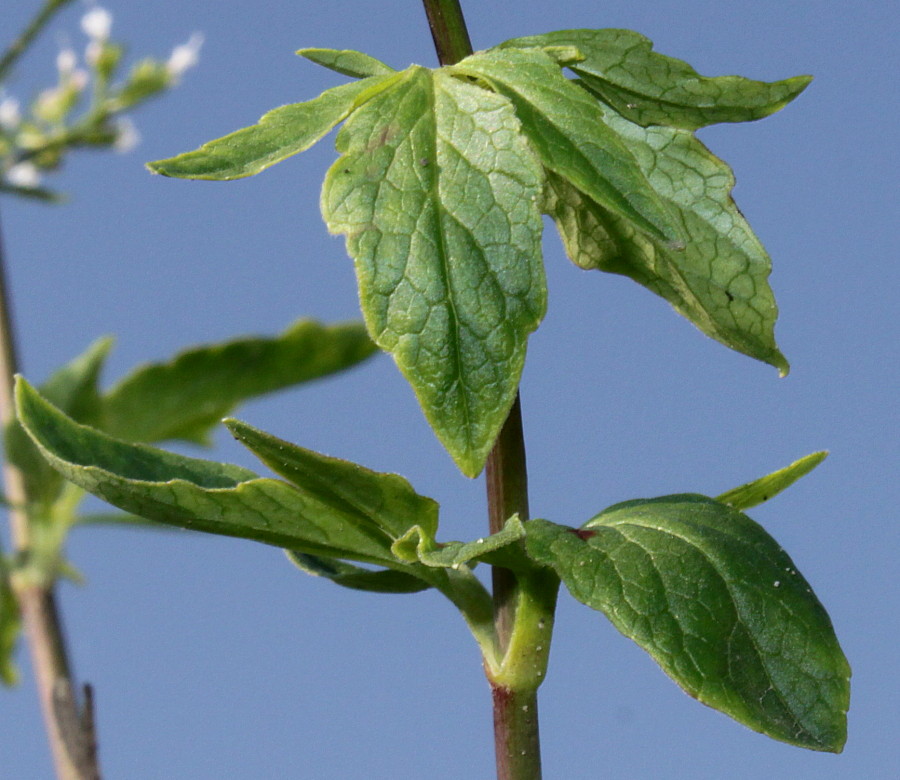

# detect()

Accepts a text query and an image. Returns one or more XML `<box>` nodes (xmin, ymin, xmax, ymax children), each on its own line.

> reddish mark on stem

<box><xmin>568</xmin><ymin>528</ymin><xmax>597</xmax><ymax>541</ymax></box>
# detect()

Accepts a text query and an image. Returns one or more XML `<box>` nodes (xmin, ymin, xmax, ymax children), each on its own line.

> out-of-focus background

<box><xmin>2</xmin><ymin>1</ymin><xmax>896</xmax><ymax>777</ymax></box>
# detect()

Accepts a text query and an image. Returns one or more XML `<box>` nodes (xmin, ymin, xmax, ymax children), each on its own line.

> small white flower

<box><xmin>70</xmin><ymin>68</ymin><xmax>90</xmax><ymax>92</ymax></box>
<box><xmin>113</xmin><ymin>117</ymin><xmax>140</xmax><ymax>152</ymax></box>
<box><xmin>81</xmin><ymin>6</ymin><xmax>113</xmax><ymax>41</ymax></box>
<box><xmin>166</xmin><ymin>33</ymin><xmax>204</xmax><ymax>79</ymax></box>
<box><xmin>6</xmin><ymin>162</ymin><xmax>41</xmax><ymax>188</ymax></box>
<box><xmin>0</xmin><ymin>97</ymin><xmax>21</xmax><ymax>130</ymax></box>
<box><xmin>57</xmin><ymin>48</ymin><xmax>78</xmax><ymax>75</ymax></box>
<box><xmin>85</xmin><ymin>40</ymin><xmax>102</xmax><ymax>67</ymax></box>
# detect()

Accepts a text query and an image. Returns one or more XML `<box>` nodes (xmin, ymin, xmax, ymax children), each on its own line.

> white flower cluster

<box><xmin>1</xmin><ymin>4</ymin><xmax>203</xmax><ymax>191</ymax></box>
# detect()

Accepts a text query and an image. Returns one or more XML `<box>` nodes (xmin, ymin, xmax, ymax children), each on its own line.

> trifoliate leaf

<box><xmin>100</xmin><ymin>319</ymin><xmax>376</xmax><ymax>445</ymax></box>
<box><xmin>147</xmin><ymin>74</ymin><xmax>398</xmax><ymax>180</ymax></box>
<box><xmin>297</xmin><ymin>48</ymin><xmax>395</xmax><ymax>79</ymax></box>
<box><xmin>526</xmin><ymin>496</ymin><xmax>850</xmax><ymax>752</ymax></box>
<box><xmin>498</xmin><ymin>29</ymin><xmax>812</xmax><ymax>130</ymax></box>
<box><xmin>717</xmin><ymin>451</ymin><xmax>828</xmax><ymax>510</ymax></box>
<box><xmin>322</xmin><ymin>65</ymin><xmax>546</xmax><ymax>477</ymax></box>
<box><xmin>451</xmin><ymin>48</ymin><xmax>682</xmax><ymax>246</ymax></box>
<box><xmin>542</xmin><ymin>110</ymin><xmax>789</xmax><ymax>373</ymax></box>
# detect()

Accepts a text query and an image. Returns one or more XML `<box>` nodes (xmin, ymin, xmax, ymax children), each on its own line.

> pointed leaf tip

<box><xmin>322</xmin><ymin>66</ymin><xmax>546</xmax><ymax>476</ymax></box>
<box><xmin>526</xmin><ymin>498</ymin><xmax>850</xmax><ymax>752</ymax></box>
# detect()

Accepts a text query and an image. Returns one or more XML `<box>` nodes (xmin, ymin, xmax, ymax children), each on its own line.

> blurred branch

<box><xmin>0</xmin><ymin>207</ymin><xmax>101</xmax><ymax>779</ymax></box>
<box><xmin>0</xmin><ymin>0</ymin><xmax>78</xmax><ymax>82</ymax></box>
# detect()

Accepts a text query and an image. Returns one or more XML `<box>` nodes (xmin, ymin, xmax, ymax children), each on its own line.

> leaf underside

<box><xmin>497</xmin><ymin>29</ymin><xmax>812</xmax><ymax>130</ymax></box>
<box><xmin>147</xmin><ymin>74</ymin><xmax>398</xmax><ymax>180</ymax></box>
<box><xmin>526</xmin><ymin>497</ymin><xmax>849</xmax><ymax>752</ymax></box>
<box><xmin>322</xmin><ymin>65</ymin><xmax>546</xmax><ymax>477</ymax></box>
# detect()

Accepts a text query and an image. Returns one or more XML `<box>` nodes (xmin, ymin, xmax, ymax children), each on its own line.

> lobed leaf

<box><xmin>147</xmin><ymin>74</ymin><xmax>398</xmax><ymax>180</ymax></box>
<box><xmin>542</xmin><ymin>111</ymin><xmax>789</xmax><ymax>373</ymax></box>
<box><xmin>451</xmin><ymin>48</ymin><xmax>682</xmax><ymax>246</ymax></box>
<box><xmin>526</xmin><ymin>497</ymin><xmax>850</xmax><ymax>752</ymax></box>
<box><xmin>100</xmin><ymin>319</ymin><xmax>377</xmax><ymax>445</ymax></box>
<box><xmin>297</xmin><ymin>47</ymin><xmax>395</xmax><ymax>79</ymax></box>
<box><xmin>498</xmin><ymin>29</ymin><xmax>812</xmax><ymax>130</ymax></box>
<box><xmin>15</xmin><ymin>379</ymin><xmax>422</xmax><ymax>568</ymax></box>
<box><xmin>322</xmin><ymin>65</ymin><xmax>546</xmax><ymax>477</ymax></box>
<box><xmin>717</xmin><ymin>451</ymin><xmax>828</xmax><ymax>510</ymax></box>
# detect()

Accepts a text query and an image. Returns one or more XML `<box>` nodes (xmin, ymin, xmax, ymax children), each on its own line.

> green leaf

<box><xmin>286</xmin><ymin>551</ymin><xmax>430</xmax><ymax>593</ymax></box>
<box><xmin>717</xmin><ymin>451</ymin><xmax>828</xmax><ymax>510</ymax></box>
<box><xmin>542</xmin><ymin>115</ymin><xmax>788</xmax><ymax>373</ymax></box>
<box><xmin>225</xmin><ymin>418</ymin><xmax>438</xmax><ymax>541</ymax></box>
<box><xmin>15</xmin><ymin>379</ymin><xmax>418</xmax><ymax>568</ymax></box>
<box><xmin>450</xmin><ymin>48</ymin><xmax>682</xmax><ymax>246</ymax></box>
<box><xmin>4</xmin><ymin>338</ymin><xmax>112</xmax><ymax>507</ymax></box>
<box><xmin>391</xmin><ymin>514</ymin><xmax>526</xmax><ymax>569</ymax></box>
<box><xmin>498</xmin><ymin>30</ymin><xmax>812</xmax><ymax>130</ymax></box>
<box><xmin>0</xmin><ymin>562</ymin><xmax>20</xmax><ymax>686</ymax></box>
<box><xmin>0</xmin><ymin>182</ymin><xmax>65</xmax><ymax>203</ymax></box>
<box><xmin>297</xmin><ymin>48</ymin><xmax>395</xmax><ymax>79</ymax></box>
<box><xmin>147</xmin><ymin>74</ymin><xmax>398</xmax><ymax>180</ymax></box>
<box><xmin>100</xmin><ymin>319</ymin><xmax>377</xmax><ymax>445</ymax></box>
<box><xmin>526</xmin><ymin>497</ymin><xmax>849</xmax><ymax>752</ymax></box>
<box><xmin>321</xmin><ymin>65</ymin><xmax>546</xmax><ymax>477</ymax></box>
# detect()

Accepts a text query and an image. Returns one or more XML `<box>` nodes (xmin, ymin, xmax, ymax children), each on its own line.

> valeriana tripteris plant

<box><xmin>13</xmin><ymin>1</ymin><xmax>849</xmax><ymax>778</ymax></box>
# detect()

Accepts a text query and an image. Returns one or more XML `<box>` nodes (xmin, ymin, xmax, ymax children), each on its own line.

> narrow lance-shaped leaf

<box><xmin>542</xmin><ymin>108</ymin><xmax>789</xmax><ymax>373</ymax></box>
<box><xmin>322</xmin><ymin>65</ymin><xmax>546</xmax><ymax>477</ymax></box>
<box><xmin>497</xmin><ymin>30</ymin><xmax>812</xmax><ymax>130</ymax></box>
<box><xmin>717</xmin><ymin>451</ymin><xmax>828</xmax><ymax>511</ymax></box>
<box><xmin>526</xmin><ymin>496</ymin><xmax>850</xmax><ymax>752</ymax></box>
<box><xmin>15</xmin><ymin>379</ymin><xmax>424</xmax><ymax>569</ymax></box>
<box><xmin>225</xmin><ymin>418</ymin><xmax>438</xmax><ymax>541</ymax></box>
<box><xmin>297</xmin><ymin>47</ymin><xmax>395</xmax><ymax>79</ymax></box>
<box><xmin>450</xmin><ymin>48</ymin><xmax>683</xmax><ymax>246</ymax></box>
<box><xmin>147</xmin><ymin>73</ymin><xmax>399</xmax><ymax>180</ymax></box>
<box><xmin>100</xmin><ymin>319</ymin><xmax>377</xmax><ymax>445</ymax></box>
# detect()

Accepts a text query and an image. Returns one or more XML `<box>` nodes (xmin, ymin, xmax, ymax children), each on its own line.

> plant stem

<box><xmin>421</xmin><ymin>0</ymin><xmax>473</xmax><ymax>66</ymax></box>
<box><xmin>420</xmin><ymin>3</ymin><xmax>551</xmax><ymax>777</ymax></box>
<box><xmin>0</xmin><ymin>0</ymin><xmax>78</xmax><ymax>82</ymax></box>
<box><xmin>0</xmin><ymin>207</ymin><xmax>100</xmax><ymax>779</ymax></box>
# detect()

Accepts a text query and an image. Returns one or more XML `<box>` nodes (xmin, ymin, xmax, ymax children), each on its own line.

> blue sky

<box><xmin>2</xmin><ymin>0</ymin><xmax>897</xmax><ymax>777</ymax></box>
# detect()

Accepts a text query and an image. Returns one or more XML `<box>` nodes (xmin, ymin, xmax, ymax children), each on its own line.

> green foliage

<box><xmin>322</xmin><ymin>65</ymin><xmax>547</xmax><ymax>476</ymax></box>
<box><xmin>148</xmin><ymin>29</ymin><xmax>806</xmax><ymax>473</ymax></box>
<box><xmin>147</xmin><ymin>76</ymin><xmax>398</xmax><ymax>180</ymax></box>
<box><xmin>0</xmin><ymin>559</ymin><xmax>20</xmax><ymax>686</ymax></box>
<box><xmin>100</xmin><ymin>319</ymin><xmax>376</xmax><ymax>444</ymax></box>
<box><xmin>4</xmin><ymin>337</ymin><xmax>112</xmax><ymax>510</ymax></box>
<box><xmin>526</xmin><ymin>497</ymin><xmax>850</xmax><ymax>752</ymax></box>
<box><xmin>450</xmin><ymin>48</ymin><xmax>682</xmax><ymax>246</ymax></box>
<box><xmin>297</xmin><ymin>47</ymin><xmax>395</xmax><ymax>79</ymax></box>
<box><xmin>498</xmin><ymin>30</ymin><xmax>811</xmax><ymax>130</ymax></box>
<box><xmin>717</xmin><ymin>451</ymin><xmax>828</xmax><ymax>510</ymax></box>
